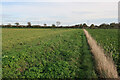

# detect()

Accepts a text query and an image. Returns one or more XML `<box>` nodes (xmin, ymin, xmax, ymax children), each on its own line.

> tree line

<box><xmin>0</xmin><ymin>22</ymin><xmax>119</xmax><ymax>29</ymax></box>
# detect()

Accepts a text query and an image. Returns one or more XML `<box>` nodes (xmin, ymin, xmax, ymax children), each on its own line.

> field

<box><xmin>87</xmin><ymin>29</ymin><xmax>120</xmax><ymax>75</ymax></box>
<box><xmin>2</xmin><ymin>28</ymin><xmax>97</xmax><ymax>78</ymax></box>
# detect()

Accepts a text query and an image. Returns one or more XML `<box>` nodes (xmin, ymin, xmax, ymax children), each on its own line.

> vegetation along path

<box><xmin>83</xmin><ymin>29</ymin><xmax>118</xmax><ymax>78</ymax></box>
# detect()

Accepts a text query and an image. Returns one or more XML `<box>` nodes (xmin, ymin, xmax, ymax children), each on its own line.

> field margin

<box><xmin>83</xmin><ymin>29</ymin><xmax>118</xmax><ymax>78</ymax></box>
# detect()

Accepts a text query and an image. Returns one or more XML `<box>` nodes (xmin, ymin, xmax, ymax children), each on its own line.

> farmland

<box><xmin>87</xmin><ymin>29</ymin><xmax>120</xmax><ymax>75</ymax></box>
<box><xmin>2</xmin><ymin>28</ymin><xmax>97</xmax><ymax>78</ymax></box>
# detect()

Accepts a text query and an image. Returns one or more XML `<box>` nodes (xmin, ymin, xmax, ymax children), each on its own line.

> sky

<box><xmin>1</xmin><ymin>0</ymin><xmax>120</xmax><ymax>2</ymax></box>
<box><xmin>0</xmin><ymin>1</ymin><xmax>119</xmax><ymax>26</ymax></box>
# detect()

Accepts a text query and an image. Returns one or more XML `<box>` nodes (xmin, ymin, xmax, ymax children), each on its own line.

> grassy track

<box><xmin>2</xmin><ymin>28</ymin><xmax>97</xmax><ymax>78</ymax></box>
<box><xmin>87</xmin><ymin>29</ymin><xmax>119</xmax><ymax>75</ymax></box>
<box><xmin>84</xmin><ymin>29</ymin><xmax>118</xmax><ymax>78</ymax></box>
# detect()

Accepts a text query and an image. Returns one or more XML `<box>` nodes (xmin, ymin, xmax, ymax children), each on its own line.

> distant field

<box><xmin>87</xmin><ymin>29</ymin><xmax>119</xmax><ymax>75</ymax></box>
<box><xmin>2</xmin><ymin>28</ymin><xmax>97</xmax><ymax>78</ymax></box>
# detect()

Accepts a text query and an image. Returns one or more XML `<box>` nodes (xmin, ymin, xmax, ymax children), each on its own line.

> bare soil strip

<box><xmin>83</xmin><ymin>29</ymin><xmax>118</xmax><ymax>78</ymax></box>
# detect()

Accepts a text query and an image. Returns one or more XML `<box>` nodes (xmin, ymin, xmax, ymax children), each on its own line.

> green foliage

<box><xmin>2</xmin><ymin>28</ymin><xmax>97</xmax><ymax>78</ymax></box>
<box><xmin>87</xmin><ymin>29</ymin><xmax>120</xmax><ymax>75</ymax></box>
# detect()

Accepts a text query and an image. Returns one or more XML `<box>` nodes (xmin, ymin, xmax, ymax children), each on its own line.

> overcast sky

<box><xmin>0</xmin><ymin>1</ymin><xmax>118</xmax><ymax>26</ymax></box>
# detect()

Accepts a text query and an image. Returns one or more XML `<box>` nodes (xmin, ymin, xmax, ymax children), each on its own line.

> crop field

<box><xmin>87</xmin><ymin>29</ymin><xmax>120</xmax><ymax>75</ymax></box>
<box><xmin>2</xmin><ymin>28</ymin><xmax>97</xmax><ymax>78</ymax></box>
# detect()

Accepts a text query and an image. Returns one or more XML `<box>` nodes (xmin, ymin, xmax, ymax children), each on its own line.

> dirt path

<box><xmin>83</xmin><ymin>29</ymin><xmax>118</xmax><ymax>78</ymax></box>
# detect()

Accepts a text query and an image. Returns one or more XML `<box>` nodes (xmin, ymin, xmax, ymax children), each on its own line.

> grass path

<box><xmin>83</xmin><ymin>29</ymin><xmax>118</xmax><ymax>78</ymax></box>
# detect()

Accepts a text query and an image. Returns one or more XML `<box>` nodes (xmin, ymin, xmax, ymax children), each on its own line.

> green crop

<box><xmin>2</xmin><ymin>28</ymin><xmax>97</xmax><ymax>78</ymax></box>
<box><xmin>87</xmin><ymin>29</ymin><xmax>119</xmax><ymax>75</ymax></box>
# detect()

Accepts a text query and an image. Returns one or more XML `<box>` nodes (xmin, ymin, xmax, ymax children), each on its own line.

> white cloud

<box><xmin>1</xmin><ymin>2</ymin><xmax>118</xmax><ymax>25</ymax></box>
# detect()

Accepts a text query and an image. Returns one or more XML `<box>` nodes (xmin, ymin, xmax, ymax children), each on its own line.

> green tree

<box><xmin>27</xmin><ymin>22</ymin><xmax>32</xmax><ymax>28</ymax></box>
<box><xmin>99</xmin><ymin>23</ymin><xmax>109</xmax><ymax>29</ymax></box>
<box><xmin>83</xmin><ymin>23</ymin><xmax>88</xmax><ymax>29</ymax></box>
<box><xmin>52</xmin><ymin>24</ymin><xmax>56</xmax><ymax>28</ymax></box>
<box><xmin>7</xmin><ymin>23</ymin><xmax>12</xmax><ymax>28</ymax></box>
<box><xmin>44</xmin><ymin>24</ymin><xmax>47</xmax><ymax>27</ymax></box>
<box><xmin>110</xmin><ymin>23</ymin><xmax>116</xmax><ymax>29</ymax></box>
<box><xmin>79</xmin><ymin>24</ymin><xmax>83</xmax><ymax>28</ymax></box>
<box><xmin>15</xmin><ymin>22</ymin><xmax>19</xmax><ymax>28</ymax></box>
<box><xmin>90</xmin><ymin>24</ymin><xmax>95</xmax><ymax>29</ymax></box>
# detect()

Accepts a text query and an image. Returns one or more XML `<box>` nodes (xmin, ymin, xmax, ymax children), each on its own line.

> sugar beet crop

<box><xmin>2</xmin><ymin>28</ymin><xmax>97</xmax><ymax>78</ymax></box>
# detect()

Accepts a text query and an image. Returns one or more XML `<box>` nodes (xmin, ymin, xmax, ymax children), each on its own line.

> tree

<box><xmin>56</xmin><ymin>21</ymin><xmax>61</xmax><ymax>27</ymax></box>
<box><xmin>7</xmin><ymin>23</ymin><xmax>12</xmax><ymax>28</ymax></box>
<box><xmin>52</xmin><ymin>24</ymin><xmax>56</xmax><ymax>28</ymax></box>
<box><xmin>99</xmin><ymin>23</ymin><xmax>109</xmax><ymax>29</ymax></box>
<box><xmin>32</xmin><ymin>25</ymin><xmax>41</xmax><ymax>28</ymax></box>
<box><xmin>44</xmin><ymin>24</ymin><xmax>47</xmax><ymax>27</ymax></box>
<box><xmin>83</xmin><ymin>23</ymin><xmax>88</xmax><ymax>28</ymax></box>
<box><xmin>94</xmin><ymin>25</ymin><xmax>98</xmax><ymax>29</ymax></box>
<box><xmin>90</xmin><ymin>24</ymin><xmax>95</xmax><ymax>29</ymax></box>
<box><xmin>15</xmin><ymin>22</ymin><xmax>19</xmax><ymax>27</ymax></box>
<box><xmin>118</xmin><ymin>23</ymin><xmax>120</xmax><ymax>29</ymax></box>
<box><xmin>27</xmin><ymin>22</ymin><xmax>31</xmax><ymax>28</ymax></box>
<box><xmin>110</xmin><ymin>23</ymin><xmax>116</xmax><ymax>29</ymax></box>
<box><xmin>79</xmin><ymin>24</ymin><xmax>83</xmax><ymax>28</ymax></box>
<box><xmin>1</xmin><ymin>24</ymin><xmax>4</xmax><ymax>28</ymax></box>
<box><xmin>75</xmin><ymin>25</ymin><xmax>79</xmax><ymax>28</ymax></box>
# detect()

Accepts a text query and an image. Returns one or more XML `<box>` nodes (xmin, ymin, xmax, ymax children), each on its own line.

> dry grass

<box><xmin>83</xmin><ymin>29</ymin><xmax>118</xmax><ymax>78</ymax></box>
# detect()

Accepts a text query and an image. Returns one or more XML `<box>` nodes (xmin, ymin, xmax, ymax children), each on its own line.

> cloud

<box><xmin>1</xmin><ymin>2</ymin><xmax>118</xmax><ymax>25</ymax></box>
